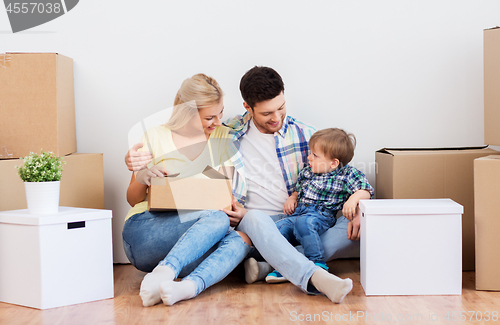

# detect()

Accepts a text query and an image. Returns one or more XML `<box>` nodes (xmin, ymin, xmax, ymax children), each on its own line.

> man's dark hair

<box><xmin>239</xmin><ymin>66</ymin><xmax>285</xmax><ymax>109</ymax></box>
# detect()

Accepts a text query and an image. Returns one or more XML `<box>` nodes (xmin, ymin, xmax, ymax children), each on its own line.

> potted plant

<box><xmin>16</xmin><ymin>150</ymin><xmax>66</xmax><ymax>214</ymax></box>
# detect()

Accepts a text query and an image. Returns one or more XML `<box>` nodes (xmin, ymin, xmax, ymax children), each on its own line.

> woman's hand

<box><xmin>125</xmin><ymin>142</ymin><xmax>153</xmax><ymax>171</ymax></box>
<box><xmin>135</xmin><ymin>166</ymin><xmax>167</xmax><ymax>186</ymax></box>
<box><xmin>222</xmin><ymin>199</ymin><xmax>247</xmax><ymax>227</ymax></box>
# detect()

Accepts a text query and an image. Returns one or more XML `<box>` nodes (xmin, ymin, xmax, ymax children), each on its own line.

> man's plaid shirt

<box><xmin>295</xmin><ymin>165</ymin><xmax>374</xmax><ymax>212</ymax></box>
<box><xmin>224</xmin><ymin>113</ymin><xmax>316</xmax><ymax>206</ymax></box>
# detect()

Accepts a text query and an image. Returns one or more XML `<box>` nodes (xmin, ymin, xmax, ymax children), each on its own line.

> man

<box><xmin>126</xmin><ymin>67</ymin><xmax>360</xmax><ymax>303</ymax></box>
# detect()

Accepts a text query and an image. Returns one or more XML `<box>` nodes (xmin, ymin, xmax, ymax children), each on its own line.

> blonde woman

<box><xmin>123</xmin><ymin>74</ymin><xmax>251</xmax><ymax>307</ymax></box>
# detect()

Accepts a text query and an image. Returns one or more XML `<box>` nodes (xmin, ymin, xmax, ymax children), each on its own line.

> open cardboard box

<box><xmin>148</xmin><ymin>166</ymin><xmax>233</xmax><ymax>211</ymax></box>
<box><xmin>375</xmin><ymin>146</ymin><xmax>498</xmax><ymax>271</ymax></box>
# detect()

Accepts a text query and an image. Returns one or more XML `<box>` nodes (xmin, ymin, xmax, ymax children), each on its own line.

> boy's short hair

<box><xmin>309</xmin><ymin>128</ymin><xmax>356</xmax><ymax>167</ymax></box>
<box><xmin>239</xmin><ymin>66</ymin><xmax>284</xmax><ymax>109</ymax></box>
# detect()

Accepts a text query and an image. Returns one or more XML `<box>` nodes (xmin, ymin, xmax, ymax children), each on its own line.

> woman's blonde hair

<box><xmin>164</xmin><ymin>74</ymin><xmax>223</xmax><ymax>130</ymax></box>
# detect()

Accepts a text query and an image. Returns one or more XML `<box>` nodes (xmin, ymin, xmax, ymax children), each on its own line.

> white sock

<box><xmin>139</xmin><ymin>265</ymin><xmax>176</xmax><ymax>307</ymax></box>
<box><xmin>310</xmin><ymin>268</ymin><xmax>353</xmax><ymax>303</ymax></box>
<box><xmin>244</xmin><ymin>258</ymin><xmax>274</xmax><ymax>284</ymax></box>
<box><xmin>159</xmin><ymin>279</ymin><xmax>196</xmax><ymax>306</ymax></box>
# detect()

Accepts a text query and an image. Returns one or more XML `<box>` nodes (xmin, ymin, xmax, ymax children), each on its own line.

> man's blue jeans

<box><xmin>276</xmin><ymin>203</ymin><xmax>336</xmax><ymax>263</ymax></box>
<box><xmin>237</xmin><ymin>209</ymin><xmax>359</xmax><ymax>294</ymax></box>
<box><xmin>122</xmin><ymin>209</ymin><xmax>251</xmax><ymax>296</ymax></box>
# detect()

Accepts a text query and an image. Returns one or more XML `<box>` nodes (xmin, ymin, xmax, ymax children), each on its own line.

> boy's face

<box><xmin>244</xmin><ymin>92</ymin><xmax>286</xmax><ymax>134</ymax></box>
<box><xmin>308</xmin><ymin>144</ymin><xmax>339</xmax><ymax>174</ymax></box>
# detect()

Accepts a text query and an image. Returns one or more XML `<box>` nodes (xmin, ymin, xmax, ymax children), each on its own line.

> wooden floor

<box><xmin>1</xmin><ymin>260</ymin><xmax>500</xmax><ymax>325</ymax></box>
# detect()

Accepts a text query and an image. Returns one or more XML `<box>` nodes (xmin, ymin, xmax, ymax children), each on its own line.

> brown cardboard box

<box><xmin>0</xmin><ymin>53</ymin><xmax>76</xmax><ymax>158</ymax></box>
<box><xmin>375</xmin><ymin>147</ymin><xmax>498</xmax><ymax>270</ymax></box>
<box><xmin>148</xmin><ymin>166</ymin><xmax>232</xmax><ymax>211</ymax></box>
<box><xmin>474</xmin><ymin>155</ymin><xmax>500</xmax><ymax>290</ymax></box>
<box><xmin>0</xmin><ymin>153</ymin><xmax>104</xmax><ymax>211</ymax></box>
<box><xmin>484</xmin><ymin>28</ymin><xmax>500</xmax><ymax>146</ymax></box>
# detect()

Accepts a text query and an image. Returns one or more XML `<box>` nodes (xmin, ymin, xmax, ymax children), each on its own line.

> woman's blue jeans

<box><xmin>122</xmin><ymin>209</ymin><xmax>251</xmax><ymax>296</ymax></box>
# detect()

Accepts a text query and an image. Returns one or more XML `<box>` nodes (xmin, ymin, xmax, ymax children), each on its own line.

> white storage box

<box><xmin>0</xmin><ymin>207</ymin><xmax>114</xmax><ymax>309</ymax></box>
<box><xmin>360</xmin><ymin>199</ymin><xmax>463</xmax><ymax>296</ymax></box>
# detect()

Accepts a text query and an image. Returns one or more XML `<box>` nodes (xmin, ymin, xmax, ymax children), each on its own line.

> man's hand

<box><xmin>222</xmin><ymin>199</ymin><xmax>247</xmax><ymax>227</ymax></box>
<box><xmin>283</xmin><ymin>196</ymin><xmax>297</xmax><ymax>215</ymax></box>
<box><xmin>347</xmin><ymin>210</ymin><xmax>361</xmax><ymax>241</ymax></box>
<box><xmin>135</xmin><ymin>166</ymin><xmax>167</xmax><ymax>186</ymax></box>
<box><xmin>125</xmin><ymin>142</ymin><xmax>153</xmax><ymax>171</ymax></box>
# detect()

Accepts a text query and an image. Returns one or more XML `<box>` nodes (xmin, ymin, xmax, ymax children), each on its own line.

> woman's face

<box><xmin>198</xmin><ymin>100</ymin><xmax>224</xmax><ymax>137</ymax></box>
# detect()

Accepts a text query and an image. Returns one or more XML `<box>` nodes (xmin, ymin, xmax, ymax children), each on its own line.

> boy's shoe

<box><xmin>265</xmin><ymin>270</ymin><xmax>289</xmax><ymax>284</ymax></box>
<box><xmin>315</xmin><ymin>262</ymin><xmax>329</xmax><ymax>271</ymax></box>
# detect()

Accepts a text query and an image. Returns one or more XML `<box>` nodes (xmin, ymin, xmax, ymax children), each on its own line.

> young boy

<box><xmin>266</xmin><ymin>128</ymin><xmax>374</xmax><ymax>283</ymax></box>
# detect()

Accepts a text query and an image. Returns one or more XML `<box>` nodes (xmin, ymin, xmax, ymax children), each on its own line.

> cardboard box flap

<box><xmin>202</xmin><ymin>165</ymin><xmax>229</xmax><ymax>179</ymax></box>
<box><xmin>360</xmin><ymin>199</ymin><xmax>463</xmax><ymax>215</ymax></box>
<box><xmin>476</xmin><ymin>155</ymin><xmax>500</xmax><ymax>161</ymax></box>
<box><xmin>377</xmin><ymin>146</ymin><xmax>490</xmax><ymax>156</ymax></box>
<box><xmin>151</xmin><ymin>166</ymin><xmax>229</xmax><ymax>183</ymax></box>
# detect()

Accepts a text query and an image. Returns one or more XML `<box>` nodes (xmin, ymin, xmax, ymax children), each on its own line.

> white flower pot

<box><xmin>24</xmin><ymin>181</ymin><xmax>61</xmax><ymax>215</ymax></box>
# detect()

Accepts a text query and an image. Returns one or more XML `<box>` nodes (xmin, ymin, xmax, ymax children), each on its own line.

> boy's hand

<box><xmin>342</xmin><ymin>197</ymin><xmax>358</xmax><ymax>220</ymax></box>
<box><xmin>283</xmin><ymin>196</ymin><xmax>298</xmax><ymax>215</ymax></box>
<box><xmin>222</xmin><ymin>199</ymin><xmax>247</xmax><ymax>228</ymax></box>
<box><xmin>343</xmin><ymin>189</ymin><xmax>371</xmax><ymax>220</ymax></box>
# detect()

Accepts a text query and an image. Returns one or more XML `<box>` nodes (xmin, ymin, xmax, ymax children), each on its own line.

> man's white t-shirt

<box><xmin>239</xmin><ymin>119</ymin><xmax>289</xmax><ymax>216</ymax></box>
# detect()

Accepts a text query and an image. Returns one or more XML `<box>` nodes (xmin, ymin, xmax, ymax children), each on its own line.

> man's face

<box><xmin>244</xmin><ymin>92</ymin><xmax>286</xmax><ymax>134</ymax></box>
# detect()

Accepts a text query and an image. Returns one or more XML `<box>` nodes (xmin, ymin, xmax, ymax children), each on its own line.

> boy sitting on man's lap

<box><xmin>266</xmin><ymin>128</ymin><xmax>374</xmax><ymax>283</ymax></box>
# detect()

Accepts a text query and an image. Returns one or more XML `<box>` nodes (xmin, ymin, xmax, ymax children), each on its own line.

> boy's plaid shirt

<box><xmin>223</xmin><ymin>113</ymin><xmax>316</xmax><ymax>206</ymax></box>
<box><xmin>295</xmin><ymin>165</ymin><xmax>374</xmax><ymax>212</ymax></box>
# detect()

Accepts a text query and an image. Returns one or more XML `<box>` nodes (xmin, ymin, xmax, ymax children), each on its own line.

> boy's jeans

<box><xmin>123</xmin><ymin>209</ymin><xmax>251</xmax><ymax>296</ymax></box>
<box><xmin>275</xmin><ymin>203</ymin><xmax>336</xmax><ymax>263</ymax></box>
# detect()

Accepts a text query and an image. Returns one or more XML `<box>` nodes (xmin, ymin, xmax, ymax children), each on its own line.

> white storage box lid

<box><xmin>359</xmin><ymin>199</ymin><xmax>463</xmax><ymax>215</ymax></box>
<box><xmin>0</xmin><ymin>207</ymin><xmax>111</xmax><ymax>226</ymax></box>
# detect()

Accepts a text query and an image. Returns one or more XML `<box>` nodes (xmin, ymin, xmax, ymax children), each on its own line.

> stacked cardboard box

<box><xmin>473</xmin><ymin>27</ymin><xmax>500</xmax><ymax>290</ymax></box>
<box><xmin>0</xmin><ymin>53</ymin><xmax>104</xmax><ymax>211</ymax></box>
<box><xmin>474</xmin><ymin>155</ymin><xmax>500</xmax><ymax>290</ymax></box>
<box><xmin>484</xmin><ymin>28</ymin><xmax>500</xmax><ymax>147</ymax></box>
<box><xmin>0</xmin><ymin>154</ymin><xmax>104</xmax><ymax>211</ymax></box>
<box><xmin>0</xmin><ymin>53</ymin><xmax>76</xmax><ymax>158</ymax></box>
